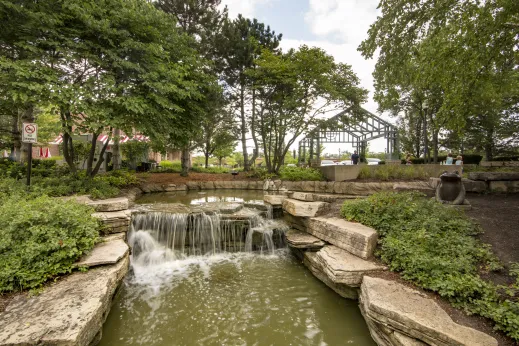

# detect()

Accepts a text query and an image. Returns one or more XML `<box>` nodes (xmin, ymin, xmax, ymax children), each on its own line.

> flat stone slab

<box><xmin>264</xmin><ymin>195</ymin><xmax>287</xmax><ymax>206</ymax></box>
<box><xmin>303</xmin><ymin>252</ymin><xmax>358</xmax><ymax>299</ymax></box>
<box><xmin>289</xmin><ymin>192</ymin><xmax>315</xmax><ymax>201</ymax></box>
<box><xmin>87</xmin><ymin>197</ymin><xmax>129</xmax><ymax>212</ymax></box>
<box><xmin>76</xmin><ymin>239</ymin><xmax>129</xmax><ymax>268</ymax></box>
<box><xmin>285</xmin><ymin>229</ymin><xmax>326</xmax><ymax>249</ymax></box>
<box><xmin>315</xmin><ymin>246</ymin><xmax>385</xmax><ymax>286</ymax></box>
<box><xmin>307</xmin><ymin>217</ymin><xmax>378</xmax><ymax>259</ymax></box>
<box><xmin>468</xmin><ymin>172</ymin><xmax>519</xmax><ymax>181</ymax></box>
<box><xmin>392</xmin><ymin>181</ymin><xmax>433</xmax><ymax>192</ymax></box>
<box><xmin>282</xmin><ymin>199</ymin><xmax>329</xmax><ymax>218</ymax></box>
<box><xmin>489</xmin><ymin>180</ymin><xmax>519</xmax><ymax>193</ymax></box>
<box><xmin>92</xmin><ymin>210</ymin><xmax>132</xmax><ymax>221</ymax></box>
<box><xmin>360</xmin><ymin>276</ymin><xmax>498</xmax><ymax>346</ymax></box>
<box><xmin>244</xmin><ymin>201</ymin><xmax>269</xmax><ymax>211</ymax></box>
<box><xmin>0</xmin><ymin>256</ymin><xmax>129</xmax><ymax>346</ymax></box>
<box><xmin>312</xmin><ymin>194</ymin><xmax>368</xmax><ymax>203</ymax></box>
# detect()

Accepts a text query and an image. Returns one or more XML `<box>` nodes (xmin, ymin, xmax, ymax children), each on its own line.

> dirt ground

<box><xmin>466</xmin><ymin>194</ymin><xmax>519</xmax><ymax>269</ymax></box>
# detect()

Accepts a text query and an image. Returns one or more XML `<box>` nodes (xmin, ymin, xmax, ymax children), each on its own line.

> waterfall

<box><xmin>128</xmin><ymin>208</ymin><xmax>287</xmax><ymax>261</ymax></box>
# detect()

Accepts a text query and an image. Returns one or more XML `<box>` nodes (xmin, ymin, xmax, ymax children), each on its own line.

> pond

<box><xmin>98</xmin><ymin>190</ymin><xmax>375</xmax><ymax>346</ymax></box>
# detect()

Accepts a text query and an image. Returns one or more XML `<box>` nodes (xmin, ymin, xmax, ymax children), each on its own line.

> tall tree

<box><xmin>248</xmin><ymin>46</ymin><xmax>367</xmax><ymax>173</ymax></box>
<box><xmin>219</xmin><ymin>15</ymin><xmax>282</xmax><ymax>171</ymax></box>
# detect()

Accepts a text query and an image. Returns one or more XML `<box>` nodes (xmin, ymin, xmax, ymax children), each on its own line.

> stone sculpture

<box><xmin>435</xmin><ymin>171</ymin><xmax>466</xmax><ymax>205</ymax></box>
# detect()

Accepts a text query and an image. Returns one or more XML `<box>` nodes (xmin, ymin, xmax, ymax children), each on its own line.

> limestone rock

<box><xmin>244</xmin><ymin>202</ymin><xmax>269</xmax><ymax>211</ymax></box>
<box><xmin>333</xmin><ymin>182</ymin><xmax>394</xmax><ymax>195</ymax></box>
<box><xmin>468</xmin><ymin>172</ymin><xmax>519</xmax><ymax>181</ymax></box>
<box><xmin>139</xmin><ymin>183</ymin><xmax>165</xmax><ymax>193</ymax></box>
<box><xmin>301</xmin><ymin>181</ymin><xmax>316</xmax><ymax>192</ymax></box>
<box><xmin>312</xmin><ymin>194</ymin><xmax>367</xmax><ymax>203</ymax></box>
<box><xmin>290</xmin><ymin>192</ymin><xmax>315</xmax><ymax>201</ymax></box>
<box><xmin>76</xmin><ymin>238</ymin><xmax>129</xmax><ymax>268</ymax></box>
<box><xmin>199</xmin><ymin>181</ymin><xmax>215</xmax><ymax>190</ymax></box>
<box><xmin>92</xmin><ymin>210</ymin><xmax>132</xmax><ymax>234</ymax></box>
<box><xmin>283</xmin><ymin>213</ymin><xmax>310</xmax><ymax>231</ymax></box>
<box><xmin>315</xmin><ymin>246</ymin><xmax>385</xmax><ymax>286</ymax></box>
<box><xmin>303</xmin><ymin>252</ymin><xmax>358</xmax><ymax>299</ymax></box>
<box><xmin>87</xmin><ymin>197</ymin><xmax>129</xmax><ymax>212</ymax></box>
<box><xmin>461</xmin><ymin>179</ymin><xmax>487</xmax><ymax>193</ymax></box>
<box><xmin>285</xmin><ymin>229</ymin><xmax>325</xmax><ymax>250</ymax></box>
<box><xmin>307</xmin><ymin>217</ymin><xmax>378</xmax><ymax>259</ymax></box>
<box><xmin>214</xmin><ymin>180</ymin><xmax>233</xmax><ymax>189</ymax></box>
<box><xmin>101</xmin><ymin>233</ymin><xmax>126</xmax><ymax>242</ymax></box>
<box><xmin>360</xmin><ymin>276</ymin><xmax>498</xmax><ymax>346</ymax></box>
<box><xmin>315</xmin><ymin>181</ymin><xmax>335</xmax><ymax>194</ymax></box>
<box><xmin>186</xmin><ymin>181</ymin><xmax>201</xmax><ymax>190</ymax></box>
<box><xmin>264</xmin><ymin>195</ymin><xmax>287</xmax><ymax>206</ymax></box>
<box><xmin>0</xmin><ymin>256</ymin><xmax>129</xmax><ymax>346</ymax></box>
<box><xmin>282</xmin><ymin>199</ymin><xmax>329</xmax><ymax>217</ymax></box>
<box><xmin>392</xmin><ymin>181</ymin><xmax>433</xmax><ymax>193</ymax></box>
<box><xmin>489</xmin><ymin>180</ymin><xmax>519</xmax><ymax>193</ymax></box>
<box><xmin>164</xmin><ymin>184</ymin><xmax>187</xmax><ymax>192</ymax></box>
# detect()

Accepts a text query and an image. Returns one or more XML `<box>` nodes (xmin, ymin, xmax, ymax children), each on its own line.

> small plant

<box><xmin>278</xmin><ymin>166</ymin><xmax>324</xmax><ymax>181</ymax></box>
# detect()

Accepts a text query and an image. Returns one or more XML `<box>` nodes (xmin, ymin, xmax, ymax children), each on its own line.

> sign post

<box><xmin>22</xmin><ymin>123</ymin><xmax>38</xmax><ymax>187</ymax></box>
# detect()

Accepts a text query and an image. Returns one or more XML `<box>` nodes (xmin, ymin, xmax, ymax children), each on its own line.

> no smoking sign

<box><xmin>22</xmin><ymin>123</ymin><xmax>38</xmax><ymax>143</ymax></box>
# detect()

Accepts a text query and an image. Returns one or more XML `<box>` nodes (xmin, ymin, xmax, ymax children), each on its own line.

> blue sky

<box><xmin>220</xmin><ymin>0</ymin><xmax>389</xmax><ymax>154</ymax></box>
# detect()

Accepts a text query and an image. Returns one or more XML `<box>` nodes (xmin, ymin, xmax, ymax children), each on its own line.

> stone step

<box><xmin>87</xmin><ymin>197</ymin><xmax>129</xmax><ymax>212</ymax></box>
<box><xmin>303</xmin><ymin>252</ymin><xmax>358</xmax><ymax>300</ymax></box>
<box><xmin>282</xmin><ymin>199</ymin><xmax>329</xmax><ymax>218</ymax></box>
<box><xmin>289</xmin><ymin>192</ymin><xmax>315</xmax><ymax>201</ymax></box>
<box><xmin>92</xmin><ymin>210</ymin><xmax>132</xmax><ymax>234</ymax></box>
<box><xmin>285</xmin><ymin>229</ymin><xmax>325</xmax><ymax>250</ymax></box>
<box><xmin>307</xmin><ymin>217</ymin><xmax>378</xmax><ymax>259</ymax></box>
<box><xmin>263</xmin><ymin>194</ymin><xmax>287</xmax><ymax>206</ymax></box>
<box><xmin>75</xmin><ymin>238</ymin><xmax>129</xmax><ymax>268</ymax></box>
<box><xmin>315</xmin><ymin>246</ymin><xmax>386</xmax><ymax>287</ymax></box>
<box><xmin>360</xmin><ymin>276</ymin><xmax>498</xmax><ymax>346</ymax></box>
<box><xmin>0</xmin><ymin>256</ymin><xmax>129</xmax><ymax>346</ymax></box>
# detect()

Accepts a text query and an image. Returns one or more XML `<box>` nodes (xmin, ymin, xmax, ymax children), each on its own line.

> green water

<box><xmin>99</xmin><ymin>251</ymin><xmax>375</xmax><ymax>346</ymax></box>
<box><xmin>99</xmin><ymin>190</ymin><xmax>375</xmax><ymax>345</ymax></box>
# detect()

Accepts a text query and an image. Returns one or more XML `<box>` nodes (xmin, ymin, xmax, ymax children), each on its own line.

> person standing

<box><xmin>445</xmin><ymin>153</ymin><xmax>454</xmax><ymax>165</ymax></box>
<box><xmin>351</xmin><ymin>151</ymin><xmax>359</xmax><ymax>165</ymax></box>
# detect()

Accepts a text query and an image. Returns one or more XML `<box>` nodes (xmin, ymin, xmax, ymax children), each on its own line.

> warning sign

<box><xmin>22</xmin><ymin>123</ymin><xmax>38</xmax><ymax>143</ymax></box>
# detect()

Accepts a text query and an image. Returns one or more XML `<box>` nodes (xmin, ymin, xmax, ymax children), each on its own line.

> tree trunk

<box><xmin>432</xmin><ymin>129</ymin><xmax>439</xmax><ymax>163</ymax></box>
<box><xmin>86</xmin><ymin>133</ymin><xmax>99</xmax><ymax>177</ymax></box>
<box><xmin>60</xmin><ymin>110</ymin><xmax>77</xmax><ymax>174</ymax></box>
<box><xmin>91</xmin><ymin>130</ymin><xmax>111</xmax><ymax>177</ymax></box>
<box><xmin>112</xmin><ymin>128</ymin><xmax>121</xmax><ymax>170</ymax></box>
<box><xmin>205</xmin><ymin>151</ymin><xmax>210</xmax><ymax>168</ymax></box>
<box><xmin>248</xmin><ymin>88</ymin><xmax>259</xmax><ymax>168</ymax></box>
<box><xmin>484</xmin><ymin>127</ymin><xmax>495</xmax><ymax>161</ymax></box>
<box><xmin>11</xmin><ymin>113</ymin><xmax>21</xmax><ymax>161</ymax></box>
<box><xmin>218</xmin><ymin>157</ymin><xmax>223</xmax><ymax>167</ymax></box>
<box><xmin>239</xmin><ymin>81</ymin><xmax>250</xmax><ymax>171</ymax></box>
<box><xmin>181</xmin><ymin>146</ymin><xmax>190</xmax><ymax>177</ymax></box>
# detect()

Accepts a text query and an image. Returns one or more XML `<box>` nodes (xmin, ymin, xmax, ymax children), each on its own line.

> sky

<box><xmin>220</xmin><ymin>0</ymin><xmax>389</xmax><ymax>155</ymax></box>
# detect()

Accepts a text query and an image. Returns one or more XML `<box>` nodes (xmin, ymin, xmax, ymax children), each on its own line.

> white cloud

<box><xmin>219</xmin><ymin>0</ymin><xmax>272</xmax><ymax>19</ymax></box>
<box><xmin>305</xmin><ymin>0</ymin><xmax>379</xmax><ymax>44</ymax></box>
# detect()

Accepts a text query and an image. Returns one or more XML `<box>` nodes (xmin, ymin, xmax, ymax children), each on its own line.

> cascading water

<box><xmin>128</xmin><ymin>205</ymin><xmax>287</xmax><ymax>265</ymax></box>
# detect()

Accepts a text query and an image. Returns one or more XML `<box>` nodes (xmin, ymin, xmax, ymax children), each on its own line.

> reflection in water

<box><xmin>135</xmin><ymin>190</ymin><xmax>266</xmax><ymax>206</ymax></box>
<box><xmin>98</xmin><ymin>251</ymin><xmax>375</xmax><ymax>346</ymax></box>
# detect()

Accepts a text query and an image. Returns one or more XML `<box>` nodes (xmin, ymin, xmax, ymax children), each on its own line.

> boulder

<box><xmin>283</xmin><ymin>213</ymin><xmax>310</xmax><ymax>232</ymax></box>
<box><xmin>87</xmin><ymin>197</ymin><xmax>129</xmax><ymax>212</ymax></box>
<box><xmin>282</xmin><ymin>199</ymin><xmax>329</xmax><ymax>217</ymax></box>
<box><xmin>315</xmin><ymin>246</ymin><xmax>386</xmax><ymax>286</ymax></box>
<box><xmin>360</xmin><ymin>276</ymin><xmax>498</xmax><ymax>346</ymax></box>
<box><xmin>139</xmin><ymin>183</ymin><xmax>165</xmax><ymax>193</ymax></box>
<box><xmin>314</xmin><ymin>181</ymin><xmax>335</xmax><ymax>194</ymax></box>
<box><xmin>0</xmin><ymin>256</ymin><xmax>129</xmax><ymax>346</ymax></box>
<box><xmin>307</xmin><ymin>217</ymin><xmax>378</xmax><ymax>259</ymax></box>
<box><xmin>92</xmin><ymin>210</ymin><xmax>132</xmax><ymax>234</ymax></box>
<box><xmin>75</xmin><ymin>238</ymin><xmax>129</xmax><ymax>268</ymax></box>
<box><xmin>164</xmin><ymin>183</ymin><xmax>188</xmax><ymax>192</ymax></box>
<box><xmin>290</xmin><ymin>192</ymin><xmax>315</xmax><ymax>201</ymax></box>
<box><xmin>285</xmin><ymin>229</ymin><xmax>326</xmax><ymax>250</ymax></box>
<box><xmin>392</xmin><ymin>181</ymin><xmax>433</xmax><ymax>193</ymax></box>
<box><xmin>334</xmin><ymin>182</ymin><xmax>394</xmax><ymax>195</ymax></box>
<box><xmin>303</xmin><ymin>252</ymin><xmax>358</xmax><ymax>299</ymax></box>
<box><xmin>301</xmin><ymin>181</ymin><xmax>316</xmax><ymax>192</ymax></box>
<box><xmin>263</xmin><ymin>195</ymin><xmax>287</xmax><ymax>206</ymax></box>
<box><xmin>312</xmin><ymin>194</ymin><xmax>367</xmax><ymax>203</ymax></box>
<box><xmin>468</xmin><ymin>172</ymin><xmax>519</xmax><ymax>181</ymax></box>
<box><xmin>461</xmin><ymin>179</ymin><xmax>487</xmax><ymax>193</ymax></box>
<box><xmin>186</xmin><ymin>181</ymin><xmax>201</xmax><ymax>190</ymax></box>
<box><xmin>200</xmin><ymin>181</ymin><xmax>215</xmax><ymax>190</ymax></box>
<box><xmin>214</xmin><ymin>180</ymin><xmax>233</xmax><ymax>189</ymax></box>
<box><xmin>489</xmin><ymin>180</ymin><xmax>519</xmax><ymax>193</ymax></box>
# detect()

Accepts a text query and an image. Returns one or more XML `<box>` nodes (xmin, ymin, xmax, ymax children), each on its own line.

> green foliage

<box><xmin>278</xmin><ymin>167</ymin><xmax>324</xmax><ymax>181</ymax></box>
<box><xmin>401</xmin><ymin>154</ymin><xmax>483</xmax><ymax>165</ymax></box>
<box><xmin>341</xmin><ymin>192</ymin><xmax>519</xmax><ymax>340</ymax></box>
<box><xmin>121</xmin><ymin>140</ymin><xmax>150</xmax><ymax>168</ymax></box>
<box><xmin>246</xmin><ymin>167</ymin><xmax>277</xmax><ymax>180</ymax></box>
<box><xmin>357</xmin><ymin>165</ymin><xmax>429</xmax><ymax>181</ymax></box>
<box><xmin>191</xmin><ymin>166</ymin><xmax>230</xmax><ymax>174</ymax></box>
<box><xmin>0</xmin><ymin>196</ymin><xmax>99</xmax><ymax>292</ymax></box>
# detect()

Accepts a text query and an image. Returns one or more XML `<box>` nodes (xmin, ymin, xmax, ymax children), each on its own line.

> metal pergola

<box><xmin>298</xmin><ymin>107</ymin><xmax>399</xmax><ymax>165</ymax></box>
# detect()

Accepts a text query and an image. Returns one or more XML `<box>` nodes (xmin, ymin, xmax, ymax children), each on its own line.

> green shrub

<box><xmin>191</xmin><ymin>166</ymin><xmax>230</xmax><ymax>174</ymax></box>
<box><xmin>341</xmin><ymin>192</ymin><xmax>519</xmax><ymax>340</ymax></box>
<box><xmin>0</xmin><ymin>196</ymin><xmax>99</xmax><ymax>292</ymax></box>
<box><xmin>279</xmin><ymin>166</ymin><xmax>324</xmax><ymax>181</ymax></box>
<box><xmin>357</xmin><ymin>165</ymin><xmax>430</xmax><ymax>181</ymax></box>
<box><xmin>246</xmin><ymin>167</ymin><xmax>277</xmax><ymax>180</ymax></box>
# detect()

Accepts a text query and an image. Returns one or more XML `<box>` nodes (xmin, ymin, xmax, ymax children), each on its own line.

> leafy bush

<box><xmin>357</xmin><ymin>165</ymin><xmax>429</xmax><ymax>180</ymax></box>
<box><xmin>401</xmin><ymin>154</ymin><xmax>483</xmax><ymax>165</ymax></box>
<box><xmin>279</xmin><ymin>166</ymin><xmax>324</xmax><ymax>181</ymax></box>
<box><xmin>492</xmin><ymin>156</ymin><xmax>519</xmax><ymax>162</ymax></box>
<box><xmin>341</xmin><ymin>192</ymin><xmax>519</xmax><ymax>340</ymax></box>
<box><xmin>191</xmin><ymin>166</ymin><xmax>230</xmax><ymax>174</ymax></box>
<box><xmin>246</xmin><ymin>167</ymin><xmax>277</xmax><ymax>180</ymax></box>
<box><xmin>0</xmin><ymin>196</ymin><xmax>99</xmax><ymax>292</ymax></box>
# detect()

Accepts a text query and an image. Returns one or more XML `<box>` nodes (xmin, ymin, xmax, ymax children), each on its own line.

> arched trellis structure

<box><xmin>298</xmin><ymin>107</ymin><xmax>399</xmax><ymax>165</ymax></box>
